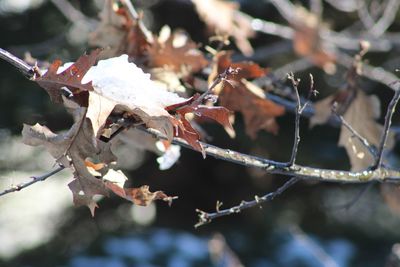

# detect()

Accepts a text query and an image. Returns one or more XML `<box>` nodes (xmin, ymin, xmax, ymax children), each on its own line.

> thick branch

<box><xmin>140</xmin><ymin>127</ymin><xmax>400</xmax><ymax>183</ymax></box>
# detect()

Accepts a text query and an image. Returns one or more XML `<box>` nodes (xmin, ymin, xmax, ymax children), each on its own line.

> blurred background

<box><xmin>1</xmin><ymin>0</ymin><xmax>400</xmax><ymax>266</ymax></box>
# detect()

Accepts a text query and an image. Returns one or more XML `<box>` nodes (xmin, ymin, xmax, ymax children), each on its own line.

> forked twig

<box><xmin>195</xmin><ymin>177</ymin><xmax>299</xmax><ymax>228</ymax></box>
<box><xmin>287</xmin><ymin>73</ymin><xmax>316</xmax><ymax>166</ymax></box>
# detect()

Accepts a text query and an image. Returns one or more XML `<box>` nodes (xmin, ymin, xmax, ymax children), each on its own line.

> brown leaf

<box><xmin>105</xmin><ymin>181</ymin><xmax>171</xmax><ymax>206</ymax></box>
<box><xmin>311</xmin><ymin>87</ymin><xmax>394</xmax><ymax>171</ymax></box>
<box><xmin>338</xmin><ymin>90</ymin><xmax>382</xmax><ymax>171</ymax></box>
<box><xmin>210</xmin><ymin>51</ymin><xmax>285</xmax><ymax>138</ymax></box>
<box><xmin>89</xmin><ymin>0</ymin><xmax>150</xmax><ymax>59</ymax></box>
<box><xmin>22</xmin><ymin>108</ymin><xmax>116</xmax><ymax>215</ymax></box>
<box><xmin>147</xmin><ymin>26</ymin><xmax>209</xmax><ymax>77</ymax></box>
<box><xmin>124</xmin><ymin>16</ymin><xmax>151</xmax><ymax>60</ymax></box>
<box><xmin>291</xmin><ymin>7</ymin><xmax>336</xmax><ymax>73</ymax></box>
<box><xmin>192</xmin><ymin>0</ymin><xmax>254</xmax><ymax>56</ymax></box>
<box><xmin>165</xmin><ymin>94</ymin><xmax>234</xmax><ymax>155</ymax></box>
<box><xmin>35</xmin><ymin>49</ymin><xmax>101</xmax><ymax>107</ymax></box>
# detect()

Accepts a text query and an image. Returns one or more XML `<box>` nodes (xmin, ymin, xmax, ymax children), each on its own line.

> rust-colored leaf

<box><xmin>105</xmin><ymin>182</ymin><xmax>172</xmax><ymax>206</ymax></box>
<box><xmin>291</xmin><ymin>7</ymin><xmax>336</xmax><ymax>73</ymax></box>
<box><xmin>35</xmin><ymin>49</ymin><xmax>101</xmax><ymax>107</ymax></box>
<box><xmin>210</xmin><ymin>51</ymin><xmax>285</xmax><ymax>138</ymax></box>
<box><xmin>165</xmin><ymin>93</ymin><xmax>234</xmax><ymax>155</ymax></box>
<box><xmin>89</xmin><ymin>0</ymin><xmax>150</xmax><ymax>59</ymax></box>
<box><xmin>147</xmin><ymin>27</ymin><xmax>208</xmax><ymax>77</ymax></box>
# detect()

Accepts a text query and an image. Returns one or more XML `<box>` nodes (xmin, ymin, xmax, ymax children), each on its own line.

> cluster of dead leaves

<box><xmin>88</xmin><ymin>1</ymin><xmax>285</xmax><ymax>139</ymax></box>
<box><xmin>21</xmin><ymin>0</ymin><xmax>287</xmax><ymax>215</ymax></box>
<box><xmin>210</xmin><ymin>51</ymin><xmax>285</xmax><ymax>138</ymax></box>
<box><xmin>24</xmin><ymin>49</ymin><xmax>238</xmax><ymax>215</ymax></box>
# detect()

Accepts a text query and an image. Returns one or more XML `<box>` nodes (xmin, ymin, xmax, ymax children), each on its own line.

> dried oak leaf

<box><xmin>40</xmin><ymin>52</ymin><xmax>230</xmax><ymax>158</ymax></box>
<box><xmin>103</xmin><ymin>169</ymin><xmax>174</xmax><ymax>206</ymax></box>
<box><xmin>22</xmin><ymin>108</ymin><xmax>116</xmax><ymax>216</ymax></box>
<box><xmin>291</xmin><ymin>7</ymin><xmax>336</xmax><ymax>74</ymax></box>
<box><xmin>210</xmin><ymin>51</ymin><xmax>285</xmax><ymax>138</ymax></box>
<box><xmin>147</xmin><ymin>26</ymin><xmax>209</xmax><ymax>77</ymax></box>
<box><xmin>89</xmin><ymin>0</ymin><xmax>150</xmax><ymax>59</ymax></box>
<box><xmin>311</xmin><ymin>88</ymin><xmax>393</xmax><ymax>171</ymax></box>
<box><xmin>192</xmin><ymin>0</ymin><xmax>254</xmax><ymax>56</ymax></box>
<box><xmin>165</xmin><ymin>94</ymin><xmax>234</xmax><ymax>155</ymax></box>
<box><xmin>82</xmin><ymin>54</ymin><xmax>186</xmax><ymax>140</ymax></box>
<box><xmin>83</xmin><ymin>54</ymin><xmax>232</xmax><ymax>155</ymax></box>
<box><xmin>35</xmin><ymin>49</ymin><xmax>101</xmax><ymax>107</ymax></box>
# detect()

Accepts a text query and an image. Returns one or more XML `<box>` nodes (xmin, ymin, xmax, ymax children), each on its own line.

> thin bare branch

<box><xmin>0</xmin><ymin>166</ymin><xmax>65</xmax><ymax>197</ymax></box>
<box><xmin>248</xmin><ymin>17</ymin><xmax>294</xmax><ymax>40</ymax></box>
<box><xmin>374</xmin><ymin>88</ymin><xmax>400</xmax><ymax>168</ymax></box>
<box><xmin>119</xmin><ymin>0</ymin><xmax>153</xmax><ymax>42</ymax></box>
<box><xmin>287</xmin><ymin>73</ymin><xmax>302</xmax><ymax>166</ymax></box>
<box><xmin>369</xmin><ymin>0</ymin><xmax>400</xmax><ymax>37</ymax></box>
<box><xmin>310</xmin><ymin>0</ymin><xmax>323</xmax><ymax>18</ymax></box>
<box><xmin>357</xmin><ymin>0</ymin><xmax>376</xmax><ymax>29</ymax></box>
<box><xmin>50</xmin><ymin>0</ymin><xmax>96</xmax><ymax>24</ymax></box>
<box><xmin>286</xmin><ymin>73</ymin><xmax>315</xmax><ymax>166</ymax></box>
<box><xmin>332</xmin><ymin>104</ymin><xmax>377</xmax><ymax>159</ymax></box>
<box><xmin>195</xmin><ymin>177</ymin><xmax>299</xmax><ymax>227</ymax></box>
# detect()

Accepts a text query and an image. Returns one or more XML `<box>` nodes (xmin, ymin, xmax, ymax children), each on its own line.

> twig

<box><xmin>286</xmin><ymin>73</ymin><xmax>315</xmax><ymax>166</ymax></box>
<box><xmin>51</xmin><ymin>0</ymin><xmax>96</xmax><ymax>25</ymax></box>
<box><xmin>335</xmin><ymin>52</ymin><xmax>399</xmax><ymax>92</ymax></box>
<box><xmin>0</xmin><ymin>166</ymin><xmax>65</xmax><ymax>197</ymax></box>
<box><xmin>195</xmin><ymin>67</ymin><xmax>239</xmax><ymax>105</ymax></box>
<box><xmin>332</xmin><ymin>104</ymin><xmax>377</xmax><ymax>159</ymax></box>
<box><xmin>248</xmin><ymin>17</ymin><xmax>294</xmax><ymax>40</ymax></box>
<box><xmin>357</xmin><ymin>0</ymin><xmax>376</xmax><ymax>29</ymax></box>
<box><xmin>310</xmin><ymin>0</ymin><xmax>323</xmax><ymax>18</ymax></box>
<box><xmin>287</xmin><ymin>73</ymin><xmax>302</xmax><ymax>166</ymax></box>
<box><xmin>374</xmin><ymin>88</ymin><xmax>400</xmax><ymax>168</ymax></box>
<box><xmin>369</xmin><ymin>0</ymin><xmax>400</xmax><ymax>37</ymax></box>
<box><xmin>195</xmin><ymin>177</ymin><xmax>299</xmax><ymax>227</ymax></box>
<box><xmin>119</xmin><ymin>0</ymin><xmax>153</xmax><ymax>42</ymax></box>
<box><xmin>0</xmin><ymin>48</ymin><xmax>34</xmax><ymax>78</ymax></box>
